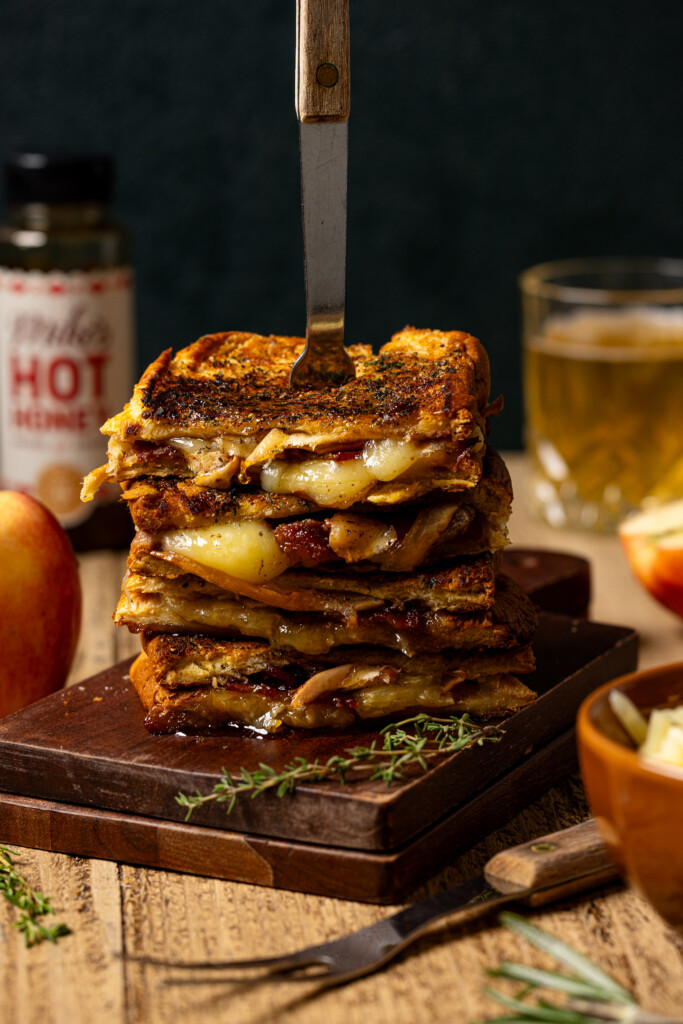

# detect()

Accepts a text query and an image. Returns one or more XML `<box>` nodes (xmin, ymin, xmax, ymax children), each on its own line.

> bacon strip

<box><xmin>273</xmin><ymin>520</ymin><xmax>335</xmax><ymax>568</ymax></box>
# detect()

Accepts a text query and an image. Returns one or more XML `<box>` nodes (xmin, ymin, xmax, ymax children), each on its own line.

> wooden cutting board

<box><xmin>0</xmin><ymin>614</ymin><xmax>635</xmax><ymax>874</ymax></box>
<box><xmin>502</xmin><ymin>548</ymin><xmax>590</xmax><ymax>616</ymax></box>
<box><xmin>0</xmin><ymin>726</ymin><xmax>577</xmax><ymax>904</ymax></box>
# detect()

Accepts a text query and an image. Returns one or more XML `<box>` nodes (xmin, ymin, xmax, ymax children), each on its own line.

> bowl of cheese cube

<box><xmin>577</xmin><ymin>662</ymin><xmax>683</xmax><ymax>933</ymax></box>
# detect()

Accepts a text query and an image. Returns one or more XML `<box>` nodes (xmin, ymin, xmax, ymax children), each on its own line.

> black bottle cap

<box><xmin>4</xmin><ymin>152</ymin><xmax>114</xmax><ymax>205</ymax></box>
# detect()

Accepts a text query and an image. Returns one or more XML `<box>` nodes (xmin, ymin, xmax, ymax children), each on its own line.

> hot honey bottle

<box><xmin>0</xmin><ymin>152</ymin><xmax>135</xmax><ymax>549</ymax></box>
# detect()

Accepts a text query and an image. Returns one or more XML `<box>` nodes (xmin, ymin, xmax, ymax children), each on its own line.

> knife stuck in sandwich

<box><xmin>289</xmin><ymin>0</ymin><xmax>355</xmax><ymax>389</ymax></box>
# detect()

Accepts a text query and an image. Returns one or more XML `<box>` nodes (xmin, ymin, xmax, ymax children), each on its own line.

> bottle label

<box><xmin>0</xmin><ymin>267</ymin><xmax>134</xmax><ymax>527</ymax></box>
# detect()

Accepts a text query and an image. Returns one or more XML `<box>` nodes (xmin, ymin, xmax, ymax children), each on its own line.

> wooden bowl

<box><xmin>577</xmin><ymin>662</ymin><xmax>683</xmax><ymax>933</ymax></box>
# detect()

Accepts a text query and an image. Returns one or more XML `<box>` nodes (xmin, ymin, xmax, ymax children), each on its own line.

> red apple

<box><xmin>619</xmin><ymin>499</ymin><xmax>683</xmax><ymax>620</ymax></box>
<box><xmin>0</xmin><ymin>491</ymin><xmax>81</xmax><ymax>717</ymax></box>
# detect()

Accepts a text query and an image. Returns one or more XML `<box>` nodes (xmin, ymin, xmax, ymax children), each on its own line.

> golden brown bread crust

<box><xmin>121</xmin><ymin>478</ymin><xmax>316</xmax><ymax>528</ymax></box>
<box><xmin>102</xmin><ymin>327</ymin><xmax>492</xmax><ymax>442</ymax></box>
<box><xmin>129</xmin><ymin>649</ymin><xmax>536</xmax><ymax>733</ymax></box>
<box><xmin>141</xmin><ymin>633</ymin><xmax>536</xmax><ymax>687</ymax></box>
<box><xmin>480</xmin><ymin>446</ymin><xmax>513</xmax><ymax>505</ymax></box>
<box><xmin>115</xmin><ymin>573</ymin><xmax>537</xmax><ymax>656</ymax></box>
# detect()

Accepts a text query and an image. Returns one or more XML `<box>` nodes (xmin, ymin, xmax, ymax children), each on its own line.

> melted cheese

<box><xmin>260</xmin><ymin>439</ymin><xmax>438</xmax><ymax>506</ymax></box>
<box><xmin>168</xmin><ymin>436</ymin><xmax>213</xmax><ymax>454</ymax></box>
<box><xmin>260</xmin><ymin>458</ymin><xmax>374</xmax><ymax>507</ymax></box>
<box><xmin>361</xmin><ymin>438</ymin><xmax>424</xmax><ymax>481</ymax></box>
<box><xmin>161</xmin><ymin>522</ymin><xmax>289</xmax><ymax>584</ymax></box>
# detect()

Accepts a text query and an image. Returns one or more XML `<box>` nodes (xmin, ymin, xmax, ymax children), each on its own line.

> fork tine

<box><xmin>121</xmin><ymin>914</ymin><xmax>401</xmax><ymax>986</ymax></box>
<box><xmin>122</xmin><ymin>949</ymin><xmax>333</xmax><ymax>978</ymax></box>
<box><xmin>161</xmin><ymin>961</ymin><xmax>335</xmax><ymax>987</ymax></box>
<box><xmin>126</xmin><ymin>915</ymin><xmax>404</xmax><ymax>987</ymax></box>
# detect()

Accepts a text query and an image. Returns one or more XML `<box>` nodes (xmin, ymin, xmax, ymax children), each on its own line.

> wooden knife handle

<box><xmin>484</xmin><ymin>819</ymin><xmax>620</xmax><ymax>906</ymax></box>
<box><xmin>296</xmin><ymin>0</ymin><xmax>350</xmax><ymax>123</ymax></box>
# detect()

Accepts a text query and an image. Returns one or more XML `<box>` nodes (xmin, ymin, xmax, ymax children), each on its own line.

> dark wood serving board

<box><xmin>0</xmin><ymin>726</ymin><xmax>577</xmax><ymax>904</ymax></box>
<box><xmin>502</xmin><ymin>548</ymin><xmax>590</xmax><ymax>617</ymax></box>
<box><xmin>0</xmin><ymin>614</ymin><xmax>635</xmax><ymax>870</ymax></box>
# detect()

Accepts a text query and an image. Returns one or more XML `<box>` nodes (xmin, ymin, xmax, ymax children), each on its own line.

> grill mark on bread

<box><xmin>115</xmin><ymin>327</ymin><xmax>493</xmax><ymax>435</ymax></box>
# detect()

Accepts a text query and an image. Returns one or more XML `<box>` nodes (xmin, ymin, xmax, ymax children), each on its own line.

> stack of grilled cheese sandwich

<box><xmin>82</xmin><ymin>327</ymin><xmax>537</xmax><ymax>733</ymax></box>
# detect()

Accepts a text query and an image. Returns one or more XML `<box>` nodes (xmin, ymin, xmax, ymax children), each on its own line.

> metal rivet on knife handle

<box><xmin>484</xmin><ymin>819</ymin><xmax>617</xmax><ymax>895</ymax></box>
<box><xmin>316</xmin><ymin>62</ymin><xmax>339</xmax><ymax>88</ymax></box>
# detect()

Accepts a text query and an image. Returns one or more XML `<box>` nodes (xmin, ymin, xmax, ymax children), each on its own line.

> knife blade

<box><xmin>289</xmin><ymin>0</ymin><xmax>355</xmax><ymax>388</ymax></box>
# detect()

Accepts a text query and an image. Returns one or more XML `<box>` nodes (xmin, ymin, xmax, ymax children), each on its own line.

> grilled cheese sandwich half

<box><xmin>127</xmin><ymin>539</ymin><xmax>499</xmax><ymax>614</ymax></box>
<box><xmin>115</xmin><ymin>572</ymin><xmax>536</xmax><ymax>657</ymax></box>
<box><xmin>82</xmin><ymin>327</ymin><xmax>501</xmax><ymax>507</ymax></box>
<box><xmin>132</xmin><ymin>636</ymin><xmax>536</xmax><ymax>733</ymax></box>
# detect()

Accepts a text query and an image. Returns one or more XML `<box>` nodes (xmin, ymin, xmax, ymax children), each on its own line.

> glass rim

<box><xmin>519</xmin><ymin>256</ymin><xmax>683</xmax><ymax>305</ymax></box>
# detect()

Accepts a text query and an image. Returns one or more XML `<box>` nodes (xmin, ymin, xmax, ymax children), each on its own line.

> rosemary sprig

<box><xmin>477</xmin><ymin>912</ymin><xmax>682</xmax><ymax>1024</ymax></box>
<box><xmin>0</xmin><ymin>845</ymin><xmax>71</xmax><ymax>948</ymax></box>
<box><xmin>176</xmin><ymin>712</ymin><xmax>501</xmax><ymax>820</ymax></box>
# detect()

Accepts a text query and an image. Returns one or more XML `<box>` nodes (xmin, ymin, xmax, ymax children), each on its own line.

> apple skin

<box><xmin>0</xmin><ymin>491</ymin><xmax>81</xmax><ymax>717</ymax></box>
<box><xmin>620</xmin><ymin>534</ymin><xmax>683</xmax><ymax>619</ymax></box>
<box><xmin>619</xmin><ymin>500</ymin><xmax>683</xmax><ymax>620</ymax></box>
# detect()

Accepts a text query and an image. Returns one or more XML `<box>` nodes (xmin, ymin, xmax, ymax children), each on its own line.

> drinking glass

<box><xmin>520</xmin><ymin>257</ymin><xmax>683</xmax><ymax>531</ymax></box>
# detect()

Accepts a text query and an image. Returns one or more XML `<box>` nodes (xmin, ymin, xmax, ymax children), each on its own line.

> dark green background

<box><xmin>2</xmin><ymin>0</ymin><xmax>682</xmax><ymax>447</ymax></box>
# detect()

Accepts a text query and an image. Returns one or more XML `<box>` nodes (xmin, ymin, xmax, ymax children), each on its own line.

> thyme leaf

<box><xmin>176</xmin><ymin>712</ymin><xmax>501</xmax><ymax>820</ymax></box>
<box><xmin>0</xmin><ymin>846</ymin><xmax>71</xmax><ymax>948</ymax></box>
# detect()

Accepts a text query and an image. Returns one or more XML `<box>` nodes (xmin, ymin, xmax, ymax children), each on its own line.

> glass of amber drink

<box><xmin>520</xmin><ymin>257</ymin><xmax>683</xmax><ymax>531</ymax></box>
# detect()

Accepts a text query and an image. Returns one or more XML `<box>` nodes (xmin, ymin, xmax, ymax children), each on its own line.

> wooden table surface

<box><xmin>3</xmin><ymin>453</ymin><xmax>683</xmax><ymax>1024</ymax></box>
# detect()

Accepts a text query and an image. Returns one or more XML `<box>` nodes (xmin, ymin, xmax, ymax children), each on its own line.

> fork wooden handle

<box><xmin>296</xmin><ymin>0</ymin><xmax>350</xmax><ymax>122</ymax></box>
<box><xmin>484</xmin><ymin>819</ymin><xmax>619</xmax><ymax>906</ymax></box>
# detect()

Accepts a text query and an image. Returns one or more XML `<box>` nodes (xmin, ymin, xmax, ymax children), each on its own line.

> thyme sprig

<box><xmin>478</xmin><ymin>912</ymin><xmax>682</xmax><ymax>1024</ymax></box>
<box><xmin>0</xmin><ymin>846</ymin><xmax>71</xmax><ymax>948</ymax></box>
<box><xmin>177</xmin><ymin>712</ymin><xmax>501</xmax><ymax>820</ymax></box>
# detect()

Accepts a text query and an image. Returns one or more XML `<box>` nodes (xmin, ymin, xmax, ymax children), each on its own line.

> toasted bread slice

<box><xmin>141</xmin><ymin>634</ymin><xmax>535</xmax><ymax>688</ymax></box>
<box><xmin>121</xmin><ymin>478</ymin><xmax>317</xmax><ymax>528</ymax></box>
<box><xmin>82</xmin><ymin>327</ymin><xmax>499</xmax><ymax>505</ymax></box>
<box><xmin>127</xmin><ymin>538</ymin><xmax>499</xmax><ymax>614</ymax></box>
<box><xmin>130</xmin><ymin>641</ymin><xmax>536</xmax><ymax>733</ymax></box>
<box><xmin>115</xmin><ymin>573</ymin><xmax>536</xmax><ymax>657</ymax></box>
<box><xmin>102</xmin><ymin>327</ymin><xmax>492</xmax><ymax>441</ymax></box>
